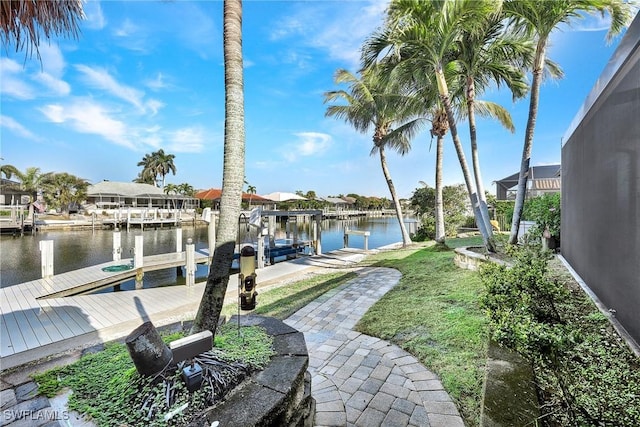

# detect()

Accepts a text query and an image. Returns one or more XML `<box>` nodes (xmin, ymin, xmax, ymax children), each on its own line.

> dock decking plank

<box><xmin>1</xmin><ymin>312</ymin><xmax>28</xmax><ymax>356</ymax></box>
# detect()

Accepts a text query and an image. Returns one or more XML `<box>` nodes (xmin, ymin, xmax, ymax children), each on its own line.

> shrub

<box><xmin>523</xmin><ymin>193</ymin><xmax>561</xmax><ymax>239</ymax></box>
<box><xmin>479</xmin><ymin>243</ymin><xmax>640</xmax><ymax>425</ymax></box>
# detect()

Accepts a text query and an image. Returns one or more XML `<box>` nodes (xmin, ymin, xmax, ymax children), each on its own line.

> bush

<box><xmin>523</xmin><ymin>193</ymin><xmax>561</xmax><ymax>239</ymax></box>
<box><xmin>479</xmin><ymin>243</ymin><xmax>640</xmax><ymax>425</ymax></box>
<box><xmin>410</xmin><ymin>184</ymin><xmax>468</xmax><ymax>240</ymax></box>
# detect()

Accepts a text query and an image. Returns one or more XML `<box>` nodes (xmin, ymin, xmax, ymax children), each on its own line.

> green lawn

<box><xmin>356</xmin><ymin>239</ymin><xmax>488</xmax><ymax>426</ymax></box>
<box><xmin>34</xmin><ymin>238</ymin><xmax>488</xmax><ymax>426</ymax></box>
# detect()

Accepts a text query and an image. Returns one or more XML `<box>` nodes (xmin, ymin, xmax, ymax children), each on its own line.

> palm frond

<box><xmin>1</xmin><ymin>0</ymin><xmax>84</xmax><ymax>59</ymax></box>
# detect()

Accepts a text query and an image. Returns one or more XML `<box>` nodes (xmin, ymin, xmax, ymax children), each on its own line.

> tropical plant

<box><xmin>1</xmin><ymin>165</ymin><xmax>49</xmax><ymax>203</ymax></box>
<box><xmin>136</xmin><ymin>149</ymin><xmax>177</xmax><ymax>188</ymax></box>
<box><xmin>453</xmin><ymin>8</ymin><xmax>533</xmax><ymax>243</ymax></box>
<box><xmin>0</xmin><ymin>0</ymin><xmax>84</xmax><ymax>59</ymax></box>
<box><xmin>523</xmin><ymin>192</ymin><xmax>561</xmax><ymax>240</ymax></box>
<box><xmin>41</xmin><ymin>172</ymin><xmax>89</xmax><ymax>213</ymax></box>
<box><xmin>505</xmin><ymin>0</ymin><xmax>634</xmax><ymax>244</ymax></box>
<box><xmin>245</xmin><ymin>184</ymin><xmax>256</xmax><ymax>207</ymax></box>
<box><xmin>192</xmin><ymin>0</ymin><xmax>245</xmax><ymax>335</ymax></box>
<box><xmin>410</xmin><ymin>183</ymin><xmax>468</xmax><ymax>239</ymax></box>
<box><xmin>364</xmin><ymin>0</ymin><xmax>499</xmax><ymax>252</ymax></box>
<box><xmin>324</xmin><ymin>66</ymin><xmax>423</xmax><ymax>247</ymax></box>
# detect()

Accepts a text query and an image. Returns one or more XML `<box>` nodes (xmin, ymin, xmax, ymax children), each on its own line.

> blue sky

<box><xmin>1</xmin><ymin>1</ymin><xmax>635</xmax><ymax>199</ymax></box>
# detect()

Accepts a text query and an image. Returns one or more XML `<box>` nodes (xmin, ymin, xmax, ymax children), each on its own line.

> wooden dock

<box><xmin>0</xmin><ymin>247</ymin><xmax>372</xmax><ymax>372</ymax></box>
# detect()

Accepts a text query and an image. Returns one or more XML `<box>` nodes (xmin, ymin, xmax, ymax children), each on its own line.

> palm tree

<box><xmin>136</xmin><ymin>153</ymin><xmax>158</xmax><ymax>185</ymax></box>
<box><xmin>365</xmin><ymin>0</ymin><xmax>498</xmax><ymax>251</ymax></box>
<box><xmin>192</xmin><ymin>0</ymin><xmax>246</xmax><ymax>335</ymax></box>
<box><xmin>246</xmin><ymin>184</ymin><xmax>256</xmax><ymax>207</ymax></box>
<box><xmin>152</xmin><ymin>149</ymin><xmax>177</xmax><ymax>188</ymax></box>
<box><xmin>2</xmin><ymin>166</ymin><xmax>48</xmax><ymax>203</ymax></box>
<box><xmin>136</xmin><ymin>150</ymin><xmax>177</xmax><ymax>188</ymax></box>
<box><xmin>324</xmin><ymin>67</ymin><xmax>423</xmax><ymax>247</ymax></box>
<box><xmin>431</xmin><ymin>107</ymin><xmax>449</xmax><ymax>245</ymax></box>
<box><xmin>1</xmin><ymin>0</ymin><xmax>83</xmax><ymax>59</ymax></box>
<box><xmin>504</xmin><ymin>0</ymin><xmax>634</xmax><ymax>244</ymax></box>
<box><xmin>454</xmin><ymin>9</ymin><xmax>532</xmax><ymax>242</ymax></box>
<box><xmin>1</xmin><ymin>164</ymin><xmax>19</xmax><ymax>180</ymax></box>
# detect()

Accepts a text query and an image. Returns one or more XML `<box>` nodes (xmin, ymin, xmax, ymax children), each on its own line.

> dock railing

<box><xmin>343</xmin><ymin>228</ymin><xmax>371</xmax><ymax>251</ymax></box>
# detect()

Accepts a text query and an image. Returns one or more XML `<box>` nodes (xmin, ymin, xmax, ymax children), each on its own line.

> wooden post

<box><xmin>113</xmin><ymin>229</ymin><xmax>121</xmax><ymax>261</ymax></box>
<box><xmin>268</xmin><ymin>216</ymin><xmax>276</xmax><ymax>248</ymax></box>
<box><xmin>134</xmin><ymin>235</ymin><xmax>144</xmax><ymax>268</ymax></box>
<box><xmin>39</xmin><ymin>240</ymin><xmax>54</xmax><ymax>278</ymax></box>
<box><xmin>344</xmin><ymin>227</ymin><xmax>349</xmax><ymax>248</ymax></box>
<box><xmin>186</xmin><ymin>238</ymin><xmax>195</xmax><ymax>287</ymax></box>
<box><xmin>315</xmin><ymin>213</ymin><xmax>322</xmax><ymax>255</ymax></box>
<box><xmin>176</xmin><ymin>227</ymin><xmax>183</xmax><ymax>253</ymax></box>
<box><xmin>257</xmin><ymin>234</ymin><xmax>265</xmax><ymax>269</ymax></box>
<box><xmin>125</xmin><ymin>321</ymin><xmax>173</xmax><ymax>376</ymax></box>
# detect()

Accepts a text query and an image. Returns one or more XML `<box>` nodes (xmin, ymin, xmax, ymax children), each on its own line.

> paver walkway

<box><xmin>285</xmin><ymin>267</ymin><xmax>464</xmax><ymax>427</ymax></box>
<box><xmin>1</xmin><ymin>251</ymin><xmax>465</xmax><ymax>427</ymax></box>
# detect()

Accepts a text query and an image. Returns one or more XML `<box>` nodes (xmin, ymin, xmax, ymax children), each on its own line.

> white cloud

<box><xmin>39</xmin><ymin>99</ymin><xmax>134</xmax><ymax>149</ymax></box>
<box><xmin>32</xmin><ymin>72</ymin><xmax>71</xmax><ymax>96</ymax></box>
<box><xmin>269</xmin><ymin>1</ymin><xmax>386</xmax><ymax>69</ymax></box>
<box><xmin>83</xmin><ymin>0</ymin><xmax>106</xmax><ymax>30</ymax></box>
<box><xmin>37</xmin><ymin>44</ymin><xmax>66</xmax><ymax>77</ymax></box>
<box><xmin>0</xmin><ymin>58</ymin><xmax>36</xmax><ymax>99</ymax></box>
<box><xmin>0</xmin><ymin>115</ymin><xmax>41</xmax><ymax>140</ymax></box>
<box><xmin>114</xmin><ymin>18</ymin><xmax>139</xmax><ymax>38</ymax></box>
<box><xmin>75</xmin><ymin>64</ymin><xmax>146</xmax><ymax>111</ymax></box>
<box><xmin>282</xmin><ymin>132</ymin><xmax>332</xmax><ymax>162</ymax></box>
<box><xmin>145</xmin><ymin>99</ymin><xmax>165</xmax><ymax>116</ymax></box>
<box><xmin>167</xmin><ymin>127</ymin><xmax>205</xmax><ymax>153</ymax></box>
<box><xmin>145</xmin><ymin>72</ymin><xmax>168</xmax><ymax>91</ymax></box>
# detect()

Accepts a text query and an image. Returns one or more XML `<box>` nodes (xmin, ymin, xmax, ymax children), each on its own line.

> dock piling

<box><xmin>39</xmin><ymin>240</ymin><xmax>54</xmax><ymax>278</ymax></box>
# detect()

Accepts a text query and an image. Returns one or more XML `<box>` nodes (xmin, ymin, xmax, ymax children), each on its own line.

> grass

<box><xmin>34</xmin><ymin>327</ymin><xmax>275</xmax><ymax>426</ymax></box>
<box><xmin>356</xmin><ymin>238</ymin><xmax>488</xmax><ymax>426</ymax></box>
<box><xmin>221</xmin><ymin>270</ymin><xmax>358</xmax><ymax>320</ymax></box>
<box><xmin>33</xmin><ymin>240</ymin><xmax>487</xmax><ymax>425</ymax></box>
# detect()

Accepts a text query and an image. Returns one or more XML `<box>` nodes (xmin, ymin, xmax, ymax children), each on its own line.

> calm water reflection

<box><xmin>0</xmin><ymin>216</ymin><xmax>413</xmax><ymax>291</ymax></box>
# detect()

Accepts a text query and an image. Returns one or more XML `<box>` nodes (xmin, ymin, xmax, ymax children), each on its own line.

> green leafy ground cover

<box><xmin>356</xmin><ymin>240</ymin><xmax>489</xmax><ymax>426</ymax></box>
<box><xmin>33</xmin><ymin>271</ymin><xmax>356</xmax><ymax>426</ymax></box>
<box><xmin>480</xmin><ymin>243</ymin><xmax>640</xmax><ymax>426</ymax></box>
<box><xmin>34</xmin><ymin>325</ymin><xmax>274</xmax><ymax>426</ymax></box>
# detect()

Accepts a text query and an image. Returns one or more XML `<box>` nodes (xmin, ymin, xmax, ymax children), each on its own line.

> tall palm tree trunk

<box><xmin>436</xmin><ymin>67</ymin><xmax>495</xmax><ymax>252</ymax></box>
<box><xmin>378</xmin><ymin>146</ymin><xmax>411</xmax><ymax>246</ymax></box>
<box><xmin>192</xmin><ymin>0</ymin><xmax>245</xmax><ymax>335</ymax></box>
<box><xmin>508</xmin><ymin>38</ymin><xmax>546</xmax><ymax>245</ymax></box>
<box><xmin>435</xmin><ymin>133</ymin><xmax>445</xmax><ymax>244</ymax></box>
<box><xmin>467</xmin><ymin>78</ymin><xmax>495</xmax><ymax>242</ymax></box>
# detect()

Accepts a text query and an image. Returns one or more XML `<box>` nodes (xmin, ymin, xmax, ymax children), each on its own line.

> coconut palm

<box><xmin>0</xmin><ymin>0</ymin><xmax>83</xmax><ymax>59</ymax></box>
<box><xmin>192</xmin><ymin>0</ymin><xmax>246</xmax><ymax>335</ymax></box>
<box><xmin>246</xmin><ymin>184</ymin><xmax>256</xmax><ymax>207</ymax></box>
<box><xmin>504</xmin><ymin>0</ymin><xmax>634</xmax><ymax>244</ymax></box>
<box><xmin>137</xmin><ymin>149</ymin><xmax>177</xmax><ymax>188</ymax></box>
<box><xmin>151</xmin><ymin>149</ymin><xmax>177</xmax><ymax>188</ymax></box>
<box><xmin>136</xmin><ymin>152</ymin><xmax>158</xmax><ymax>185</ymax></box>
<box><xmin>454</xmin><ymin>9</ymin><xmax>533</xmax><ymax>242</ymax></box>
<box><xmin>1</xmin><ymin>166</ymin><xmax>49</xmax><ymax>203</ymax></box>
<box><xmin>365</xmin><ymin>0</ymin><xmax>498</xmax><ymax>251</ymax></box>
<box><xmin>324</xmin><ymin>66</ymin><xmax>424</xmax><ymax>247</ymax></box>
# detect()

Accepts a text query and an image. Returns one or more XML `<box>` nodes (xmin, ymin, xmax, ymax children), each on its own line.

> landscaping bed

<box><xmin>480</xmin><ymin>244</ymin><xmax>640</xmax><ymax>426</ymax></box>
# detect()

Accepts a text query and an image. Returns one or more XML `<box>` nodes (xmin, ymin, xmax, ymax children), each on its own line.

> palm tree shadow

<box><xmin>1</xmin><ymin>304</ymin><xmax>96</xmax><ymax>371</ymax></box>
<box><xmin>134</xmin><ymin>296</ymin><xmax>150</xmax><ymax>323</ymax></box>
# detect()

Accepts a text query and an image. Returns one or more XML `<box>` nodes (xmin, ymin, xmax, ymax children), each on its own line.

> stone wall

<box><xmin>195</xmin><ymin>315</ymin><xmax>315</xmax><ymax>427</ymax></box>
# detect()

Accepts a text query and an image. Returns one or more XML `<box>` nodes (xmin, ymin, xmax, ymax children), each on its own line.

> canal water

<box><xmin>0</xmin><ymin>216</ymin><xmax>416</xmax><ymax>291</ymax></box>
